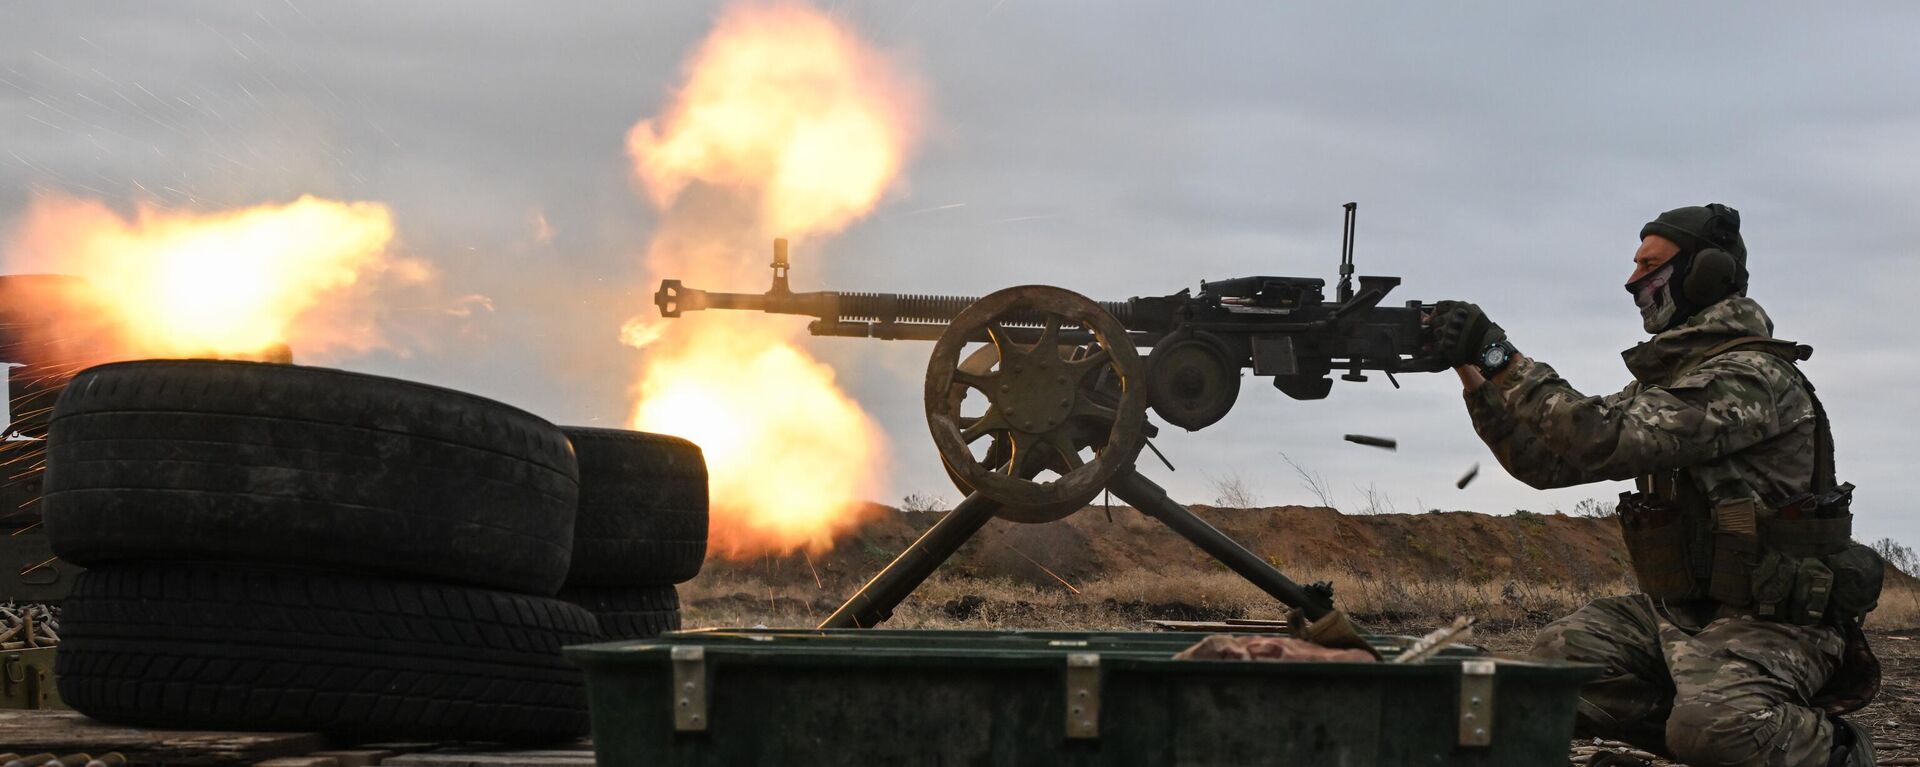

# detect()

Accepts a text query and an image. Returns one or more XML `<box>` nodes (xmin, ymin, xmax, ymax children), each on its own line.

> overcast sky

<box><xmin>3</xmin><ymin>2</ymin><xmax>1916</xmax><ymax>546</ymax></box>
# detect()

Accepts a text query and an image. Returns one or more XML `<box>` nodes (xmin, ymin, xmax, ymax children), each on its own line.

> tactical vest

<box><xmin>1616</xmin><ymin>337</ymin><xmax>1884</xmax><ymax>628</ymax></box>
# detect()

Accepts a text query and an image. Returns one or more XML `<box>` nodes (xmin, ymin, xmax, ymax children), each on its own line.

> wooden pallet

<box><xmin>0</xmin><ymin>711</ymin><xmax>594</xmax><ymax>766</ymax></box>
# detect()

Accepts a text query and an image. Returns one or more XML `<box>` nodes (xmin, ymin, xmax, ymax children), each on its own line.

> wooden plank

<box><xmin>254</xmin><ymin>758</ymin><xmax>339</xmax><ymax>767</ymax></box>
<box><xmin>0</xmin><ymin>711</ymin><xmax>330</xmax><ymax>765</ymax></box>
<box><xmin>306</xmin><ymin>750</ymin><xmax>400</xmax><ymax>767</ymax></box>
<box><xmin>1145</xmin><ymin>619</ymin><xmax>1292</xmax><ymax>633</ymax></box>
<box><xmin>380</xmin><ymin>750</ymin><xmax>593</xmax><ymax>767</ymax></box>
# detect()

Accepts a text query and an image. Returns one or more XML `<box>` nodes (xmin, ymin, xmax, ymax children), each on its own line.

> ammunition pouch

<box><xmin>1745</xmin><ymin>511</ymin><xmax>1882</xmax><ymax>627</ymax></box>
<box><xmin>1707</xmin><ymin>498</ymin><xmax>1759</xmax><ymax>607</ymax></box>
<box><xmin>1707</xmin><ymin>531</ymin><xmax>1758</xmax><ymax>607</ymax></box>
<box><xmin>1748</xmin><ymin>550</ymin><xmax>1795</xmax><ymax>618</ymax></box>
<box><xmin>1618</xmin><ymin>490</ymin><xmax>1708</xmax><ymax>602</ymax></box>
<box><xmin>1619</xmin><ymin>489</ymin><xmax>1883</xmax><ymax>627</ymax></box>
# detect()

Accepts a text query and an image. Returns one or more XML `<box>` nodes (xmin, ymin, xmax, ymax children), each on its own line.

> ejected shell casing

<box><xmin>45</xmin><ymin>756</ymin><xmax>91</xmax><ymax>767</ymax></box>
<box><xmin>1343</xmin><ymin>434</ymin><xmax>1397</xmax><ymax>450</ymax></box>
<box><xmin>82</xmin><ymin>756</ymin><xmax>125</xmax><ymax>767</ymax></box>
<box><xmin>3</xmin><ymin>755</ymin><xmax>56</xmax><ymax>767</ymax></box>
<box><xmin>1456</xmin><ymin>463</ymin><xmax>1480</xmax><ymax>489</ymax></box>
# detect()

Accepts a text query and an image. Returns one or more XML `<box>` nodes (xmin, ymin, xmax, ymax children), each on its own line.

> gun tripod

<box><xmin>821</xmin><ymin>285</ymin><xmax>1335</xmax><ymax>629</ymax></box>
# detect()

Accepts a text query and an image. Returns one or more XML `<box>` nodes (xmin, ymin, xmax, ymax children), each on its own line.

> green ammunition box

<box><xmin>567</xmin><ymin>628</ymin><xmax>1600</xmax><ymax>766</ymax></box>
<box><xmin>2</xmin><ymin>646</ymin><xmax>63</xmax><ymax>710</ymax></box>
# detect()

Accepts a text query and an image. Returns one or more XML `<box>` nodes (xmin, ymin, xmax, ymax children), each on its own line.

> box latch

<box><xmin>1457</xmin><ymin>659</ymin><xmax>1496</xmax><ymax>747</ymax></box>
<box><xmin>671</xmin><ymin>645</ymin><xmax>708</xmax><ymax>733</ymax></box>
<box><xmin>1065</xmin><ymin>652</ymin><xmax>1101</xmax><ymax>740</ymax></box>
<box><xmin>2</xmin><ymin>648</ymin><xmax>61</xmax><ymax>711</ymax></box>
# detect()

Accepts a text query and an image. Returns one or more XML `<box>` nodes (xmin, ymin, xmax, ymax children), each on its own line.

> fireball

<box><xmin>625</xmin><ymin>1</ymin><xmax>922</xmax><ymax>558</ymax></box>
<box><xmin>6</xmin><ymin>195</ymin><xmax>400</xmax><ymax>360</ymax></box>
<box><xmin>626</xmin><ymin>2</ymin><xmax>919</xmax><ymax>240</ymax></box>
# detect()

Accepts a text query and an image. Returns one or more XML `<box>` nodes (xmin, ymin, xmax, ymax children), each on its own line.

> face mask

<box><xmin>1626</xmin><ymin>261</ymin><xmax>1679</xmax><ymax>334</ymax></box>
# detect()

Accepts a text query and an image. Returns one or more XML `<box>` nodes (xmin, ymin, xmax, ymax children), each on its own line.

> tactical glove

<box><xmin>1429</xmin><ymin>301</ymin><xmax>1505</xmax><ymax>366</ymax></box>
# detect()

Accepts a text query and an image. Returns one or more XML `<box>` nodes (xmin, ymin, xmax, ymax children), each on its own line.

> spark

<box><xmin>1005</xmin><ymin>544</ymin><xmax>1080</xmax><ymax>594</ymax></box>
<box><xmin>901</xmin><ymin>202</ymin><xmax>967</xmax><ymax>216</ymax></box>
<box><xmin>803</xmin><ymin>551</ymin><xmax>824</xmax><ymax>589</ymax></box>
<box><xmin>990</xmin><ymin>214</ymin><xmax>1060</xmax><ymax>224</ymax></box>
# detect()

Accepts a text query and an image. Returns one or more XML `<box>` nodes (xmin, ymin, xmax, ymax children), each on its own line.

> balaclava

<box><xmin>1628</xmin><ymin>204</ymin><xmax>1747</xmax><ymax>333</ymax></box>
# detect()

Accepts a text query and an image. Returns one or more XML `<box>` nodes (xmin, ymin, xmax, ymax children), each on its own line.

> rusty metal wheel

<box><xmin>1144</xmin><ymin>328</ymin><xmax>1241</xmax><ymax>431</ymax></box>
<box><xmin>925</xmin><ymin>285</ymin><xmax>1146</xmax><ymax>521</ymax></box>
<box><xmin>938</xmin><ymin>344</ymin><xmax>1088</xmax><ymax>522</ymax></box>
<box><xmin>939</xmin><ymin>344</ymin><xmax>1013</xmax><ymax>495</ymax></box>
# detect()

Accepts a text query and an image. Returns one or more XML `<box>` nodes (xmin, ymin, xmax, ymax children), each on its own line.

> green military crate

<box><xmin>566</xmin><ymin>628</ymin><xmax>1600</xmax><ymax>766</ymax></box>
<box><xmin>2</xmin><ymin>646</ymin><xmax>64</xmax><ymax>710</ymax></box>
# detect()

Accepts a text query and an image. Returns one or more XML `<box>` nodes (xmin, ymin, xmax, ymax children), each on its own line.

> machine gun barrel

<box><xmin>660</xmin><ymin>280</ymin><xmax>1136</xmax><ymax>343</ymax></box>
<box><xmin>656</xmin><ymin>242</ymin><xmax>1135</xmax><ymax>344</ymax></box>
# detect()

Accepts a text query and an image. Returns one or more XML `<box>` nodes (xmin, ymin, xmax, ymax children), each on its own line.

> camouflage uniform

<box><xmin>1532</xmin><ymin>595</ymin><xmax>1843</xmax><ymax>766</ymax></box>
<box><xmin>1463</xmin><ymin>296</ymin><xmax>1847</xmax><ymax>767</ymax></box>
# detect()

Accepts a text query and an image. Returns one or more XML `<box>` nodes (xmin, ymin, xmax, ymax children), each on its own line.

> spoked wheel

<box><xmin>939</xmin><ymin>343</ymin><xmax>1101</xmax><ymax>522</ymax></box>
<box><xmin>925</xmin><ymin>285</ymin><xmax>1147</xmax><ymax>522</ymax></box>
<box><xmin>939</xmin><ymin>344</ymin><xmax>1015</xmax><ymax>494</ymax></box>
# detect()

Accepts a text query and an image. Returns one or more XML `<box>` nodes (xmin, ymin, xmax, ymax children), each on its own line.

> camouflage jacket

<box><xmin>1464</xmin><ymin>297</ymin><xmax>1819</xmax><ymax>508</ymax></box>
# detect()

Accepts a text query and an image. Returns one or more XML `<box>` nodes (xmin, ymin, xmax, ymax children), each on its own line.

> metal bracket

<box><xmin>671</xmin><ymin>645</ymin><xmax>708</xmax><ymax>733</ymax></box>
<box><xmin>1</xmin><ymin>648</ymin><xmax>60</xmax><ymax>710</ymax></box>
<box><xmin>1457</xmin><ymin>659</ymin><xmax>1496</xmax><ymax>747</ymax></box>
<box><xmin>1065</xmin><ymin>652</ymin><xmax>1101</xmax><ymax>740</ymax></box>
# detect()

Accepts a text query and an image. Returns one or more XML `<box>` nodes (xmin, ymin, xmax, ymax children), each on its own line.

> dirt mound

<box><xmin>703</xmin><ymin>504</ymin><xmax>1635</xmax><ymax>592</ymax></box>
<box><xmin>695</xmin><ymin>503</ymin><xmax>1917</xmax><ymax>619</ymax></box>
<box><xmin>966</xmin><ymin>505</ymin><xmax>1630</xmax><ymax>587</ymax></box>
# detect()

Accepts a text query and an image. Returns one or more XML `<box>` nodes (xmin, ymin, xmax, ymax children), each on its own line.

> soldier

<box><xmin>1429</xmin><ymin>204</ymin><xmax>1883</xmax><ymax>767</ymax></box>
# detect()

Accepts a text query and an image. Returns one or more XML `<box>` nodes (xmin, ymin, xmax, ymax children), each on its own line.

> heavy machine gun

<box><xmin>655</xmin><ymin>204</ymin><xmax>1447</xmax><ymax>628</ymax></box>
<box><xmin>657</xmin><ymin>204</ymin><xmax>1447</xmax><ymax>431</ymax></box>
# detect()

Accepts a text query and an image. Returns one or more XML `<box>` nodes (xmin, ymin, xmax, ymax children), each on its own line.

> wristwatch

<box><xmin>1475</xmin><ymin>340</ymin><xmax>1519</xmax><ymax>378</ymax></box>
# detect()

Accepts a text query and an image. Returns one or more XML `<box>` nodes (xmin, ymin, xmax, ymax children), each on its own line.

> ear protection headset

<box><xmin>1680</xmin><ymin>203</ymin><xmax>1745</xmax><ymax>305</ymax></box>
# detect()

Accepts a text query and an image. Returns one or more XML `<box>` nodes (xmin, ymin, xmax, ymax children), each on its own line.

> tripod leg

<box><xmin>819</xmin><ymin>491</ymin><xmax>1002</xmax><ymax>628</ymax></box>
<box><xmin>1107</xmin><ymin>468</ymin><xmax>1334</xmax><ymax>620</ymax></box>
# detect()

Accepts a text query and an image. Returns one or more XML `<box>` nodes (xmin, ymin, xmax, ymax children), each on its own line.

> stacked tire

<box><xmin>42</xmin><ymin>360</ymin><xmax>598</xmax><ymax>743</ymax></box>
<box><xmin>555</xmin><ymin>427</ymin><xmax>707</xmax><ymax>640</ymax></box>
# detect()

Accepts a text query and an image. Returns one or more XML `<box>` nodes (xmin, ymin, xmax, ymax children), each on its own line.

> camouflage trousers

<box><xmin>1531</xmin><ymin>594</ymin><xmax>1845</xmax><ymax>767</ymax></box>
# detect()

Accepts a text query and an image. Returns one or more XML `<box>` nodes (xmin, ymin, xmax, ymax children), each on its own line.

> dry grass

<box><xmin>1869</xmin><ymin>579</ymin><xmax>1920</xmax><ymax>630</ymax></box>
<box><xmin>682</xmin><ymin>566</ymin><xmax>1920</xmax><ymax>633</ymax></box>
<box><xmin>681</xmin><ymin>566</ymin><xmax>1640</xmax><ymax>634</ymax></box>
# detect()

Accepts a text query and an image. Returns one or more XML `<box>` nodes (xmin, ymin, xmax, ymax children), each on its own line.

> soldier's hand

<box><xmin>1429</xmin><ymin>300</ymin><xmax>1505</xmax><ymax>366</ymax></box>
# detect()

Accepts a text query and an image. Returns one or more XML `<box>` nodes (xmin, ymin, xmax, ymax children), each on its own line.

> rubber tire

<box><xmin>561</xmin><ymin>584</ymin><xmax>682</xmax><ymax>640</ymax></box>
<box><xmin>561</xmin><ymin>427</ymin><xmax>707</xmax><ymax>587</ymax></box>
<box><xmin>55</xmin><ymin>562</ymin><xmax>597</xmax><ymax>743</ymax></box>
<box><xmin>42</xmin><ymin>360</ymin><xmax>579</xmax><ymax>595</ymax></box>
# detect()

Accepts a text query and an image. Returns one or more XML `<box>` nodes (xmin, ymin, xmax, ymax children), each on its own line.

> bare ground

<box><xmin>683</xmin><ymin>504</ymin><xmax>1920</xmax><ymax>765</ymax></box>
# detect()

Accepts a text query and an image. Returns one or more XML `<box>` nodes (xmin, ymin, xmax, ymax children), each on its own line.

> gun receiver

<box><xmin>654</xmin><ymin>206</ymin><xmax>1448</xmax><ymax>431</ymax></box>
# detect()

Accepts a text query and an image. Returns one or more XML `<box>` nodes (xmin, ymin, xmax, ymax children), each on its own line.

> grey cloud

<box><xmin>3</xmin><ymin>1</ymin><xmax>1916</xmax><ymax>545</ymax></box>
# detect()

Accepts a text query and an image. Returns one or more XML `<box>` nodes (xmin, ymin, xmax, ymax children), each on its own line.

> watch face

<box><xmin>1482</xmin><ymin>344</ymin><xmax>1510</xmax><ymax>368</ymax></box>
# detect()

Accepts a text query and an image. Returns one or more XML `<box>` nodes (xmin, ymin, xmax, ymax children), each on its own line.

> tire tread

<box><xmin>57</xmin><ymin>563</ymin><xmax>595</xmax><ymax>742</ymax></box>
